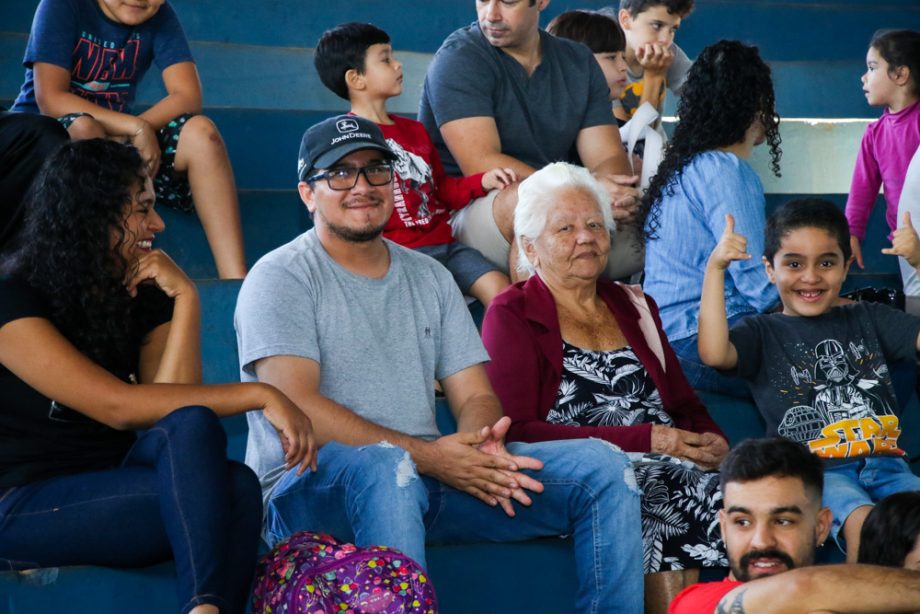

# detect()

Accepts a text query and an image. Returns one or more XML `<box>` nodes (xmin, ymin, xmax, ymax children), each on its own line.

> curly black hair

<box><xmin>3</xmin><ymin>139</ymin><xmax>148</xmax><ymax>380</ymax></box>
<box><xmin>640</xmin><ymin>40</ymin><xmax>782</xmax><ymax>240</ymax></box>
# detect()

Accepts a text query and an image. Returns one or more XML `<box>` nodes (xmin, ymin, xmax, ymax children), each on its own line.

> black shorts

<box><xmin>59</xmin><ymin>112</ymin><xmax>195</xmax><ymax>213</ymax></box>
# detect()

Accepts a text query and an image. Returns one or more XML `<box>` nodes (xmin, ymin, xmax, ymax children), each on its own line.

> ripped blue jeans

<box><xmin>264</xmin><ymin>439</ymin><xmax>642</xmax><ymax>614</ymax></box>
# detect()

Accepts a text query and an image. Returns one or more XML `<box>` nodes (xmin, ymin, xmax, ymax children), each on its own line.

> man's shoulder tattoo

<box><xmin>716</xmin><ymin>588</ymin><xmax>747</xmax><ymax>614</ymax></box>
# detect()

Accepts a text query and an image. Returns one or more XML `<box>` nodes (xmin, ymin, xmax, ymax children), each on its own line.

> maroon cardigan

<box><xmin>482</xmin><ymin>275</ymin><xmax>725</xmax><ymax>452</ymax></box>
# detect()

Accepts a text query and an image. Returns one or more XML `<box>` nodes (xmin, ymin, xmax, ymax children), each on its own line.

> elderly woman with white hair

<box><xmin>482</xmin><ymin>162</ymin><xmax>731</xmax><ymax>613</ymax></box>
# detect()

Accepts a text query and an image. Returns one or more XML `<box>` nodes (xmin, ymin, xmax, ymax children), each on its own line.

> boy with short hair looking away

<box><xmin>546</xmin><ymin>9</ymin><xmax>630</xmax><ymax>121</ymax></box>
<box><xmin>615</xmin><ymin>0</ymin><xmax>694</xmax><ymax>123</ymax></box>
<box><xmin>699</xmin><ymin>198</ymin><xmax>920</xmax><ymax>562</ymax></box>
<box><xmin>313</xmin><ymin>22</ymin><xmax>515</xmax><ymax>306</ymax></box>
<box><xmin>12</xmin><ymin>0</ymin><xmax>247</xmax><ymax>279</ymax></box>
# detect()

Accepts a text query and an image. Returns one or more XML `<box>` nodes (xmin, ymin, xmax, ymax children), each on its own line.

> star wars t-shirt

<box><xmin>730</xmin><ymin>302</ymin><xmax>920</xmax><ymax>465</ymax></box>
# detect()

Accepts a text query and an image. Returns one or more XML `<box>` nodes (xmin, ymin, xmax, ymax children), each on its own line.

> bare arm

<box><xmin>0</xmin><ymin>317</ymin><xmax>314</xmax><ymax>473</ymax></box>
<box><xmin>135</xmin><ymin>252</ymin><xmax>202</xmax><ymax>384</ymax></box>
<box><xmin>253</xmin><ymin>355</ymin><xmax>526</xmax><ymax>508</ymax></box>
<box><xmin>442</xmin><ymin>364</ymin><xmax>545</xmax><ymax>515</ymax></box>
<box><xmin>698</xmin><ymin>214</ymin><xmax>745</xmax><ymax>369</ymax></box>
<box><xmin>881</xmin><ymin>211</ymin><xmax>920</xmax><ymax>352</ymax></box>
<box><xmin>635</xmin><ymin>44</ymin><xmax>673</xmax><ymax>112</ymax></box>
<box><xmin>441</xmin><ymin>364</ymin><xmax>504</xmax><ymax>433</ymax></box>
<box><xmin>254</xmin><ymin>354</ymin><xmax>425</xmax><ymax>450</ymax></box>
<box><xmin>575</xmin><ymin>123</ymin><xmax>633</xmax><ymax>177</ymax></box>
<box><xmin>138</xmin><ymin>61</ymin><xmax>202</xmax><ymax>129</ymax></box>
<box><xmin>575</xmin><ymin>124</ymin><xmax>639</xmax><ymax>218</ymax></box>
<box><xmin>34</xmin><ymin>62</ymin><xmax>142</xmax><ymax>135</ymax></box>
<box><xmin>717</xmin><ymin>564</ymin><xmax>920</xmax><ymax>613</ymax></box>
<box><xmin>439</xmin><ymin>116</ymin><xmax>537</xmax><ymax>179</ymax></box>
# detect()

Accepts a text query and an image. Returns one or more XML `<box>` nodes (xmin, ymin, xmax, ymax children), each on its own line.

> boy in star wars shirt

<box><xmin>697</xmin><ymin>198</ymin><xmax>920</xmax><ymax>563</ymax></box>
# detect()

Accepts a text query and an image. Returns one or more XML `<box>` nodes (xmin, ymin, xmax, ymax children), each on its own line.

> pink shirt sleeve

<box><xmin>845</xmin><ymin>125</ymin><xmax>883</xmax><ymax>240</ymax></box>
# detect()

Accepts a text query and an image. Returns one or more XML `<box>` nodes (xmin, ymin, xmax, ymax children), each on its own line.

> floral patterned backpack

<box><xmin>252</xmin><ymin>531</ymin><xmax>439</xmax><ymax>613</ymax></box>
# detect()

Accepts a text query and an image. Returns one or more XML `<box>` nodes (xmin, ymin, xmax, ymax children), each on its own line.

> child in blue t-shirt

<box><xmin>12</xmin><ymin>0</ymin><xmax>246</xmax><ymax>278</ymax></box>
<box><xmin>699</xmin><ymin>198</ymin><xmax>920</xmax><ymax>561</ymax></box>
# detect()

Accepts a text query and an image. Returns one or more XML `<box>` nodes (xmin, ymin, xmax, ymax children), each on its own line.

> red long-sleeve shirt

<box><xmin>376</xmin><ymin>115</ymin><xmax>486</xmax><ymax>248</ymax></box>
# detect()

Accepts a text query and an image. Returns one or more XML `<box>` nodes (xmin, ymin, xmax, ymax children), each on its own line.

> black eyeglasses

<box><xmin>307</xmin><ymin>163</ymin><xmax>394</xmax><ymax>190</ymax></box>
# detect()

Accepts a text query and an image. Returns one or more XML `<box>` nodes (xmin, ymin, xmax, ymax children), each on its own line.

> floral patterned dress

<box><xmin>548</xmin><ymin>342</ymin><xmax>728</xmax><ymax>573</ymax></box>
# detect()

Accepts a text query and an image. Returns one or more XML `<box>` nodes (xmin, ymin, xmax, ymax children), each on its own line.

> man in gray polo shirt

<box><xmin>419</xmin><ymin>0</ymin><xmax>641</xmax><ymax>278</ymax></box>
<box><xmin>235</xmin><ymin>114</ymin><xmax>643</xmax><ymax>612</ymax></box>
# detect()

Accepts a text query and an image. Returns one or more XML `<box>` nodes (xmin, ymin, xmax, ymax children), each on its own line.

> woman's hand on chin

<box><xmin>125</xmin><ymin>250</ymin><xmax>195</xmax><ymax>299</ymax></box>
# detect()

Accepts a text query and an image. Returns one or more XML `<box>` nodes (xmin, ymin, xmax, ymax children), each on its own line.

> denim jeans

<box><xmin>0</xmin><ymin>406</ymin><xmax>262</xmax><ymax>614</ymax></box>
<box><xmin>265</xmin><ymin>438</ymin><xmax>643</xmax><ymax>614</ymax></box>
<box><xmin>670</xmin><ymin>313</ymin><xmax>754</xmax><ymax>399</ymax></box>
<box><xmin>823</xmin><ymin>455</ymin><xmax>920</xmax><ymax>551</ymax></box>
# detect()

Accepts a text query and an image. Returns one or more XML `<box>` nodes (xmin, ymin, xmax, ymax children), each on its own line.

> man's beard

<box><xmin>325</xmin><ymin>219</ymin><xmax>386</xmax><ymax>243</ymax></box>
<box><xmin>318</xmin><ymin>199</ymin><xmax>387</xmax><ymax>243</ymax></box>
<box><xmin>730</xmin><ymin>547</ymin><xmax>799</xmax><ymax>582</ymax></box>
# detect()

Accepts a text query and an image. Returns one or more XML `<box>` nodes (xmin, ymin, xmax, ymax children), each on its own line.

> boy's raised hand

<box><xmin>708</xmin><ymin>214</ymin><xmax>751</xmax><ymax>270</ymax></box>
<box><xmin>881</xmin><ymin>211</ymin><xmax>920</xmax><ymax>268</ymax></box>
<box><xmin>481</xmin><ymin>167</ymin><xmax>517</xmax><ymax>191</ymax></box>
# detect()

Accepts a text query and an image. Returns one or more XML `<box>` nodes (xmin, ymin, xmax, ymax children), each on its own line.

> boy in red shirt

<box><xmin>313</xmin><ymin>22</ymin><xmax>514</xmax><ymax>306</ymax></box>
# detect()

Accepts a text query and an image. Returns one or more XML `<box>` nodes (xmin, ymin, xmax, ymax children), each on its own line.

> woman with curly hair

<box><xmin>0</xmin><ymin>139</ymin><xmax>315</xmax><ymax>614</ymax></box>
<box><xmin>640</xmin><ymin>39</ymin><xmax>782</xmax><ymax>397</ymax></box>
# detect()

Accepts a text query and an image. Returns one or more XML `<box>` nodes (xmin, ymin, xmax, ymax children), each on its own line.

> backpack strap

<box><xmin>615</xmin><ymin>282</ymin><xmax>666</xmax><ymax>372</ymax></box>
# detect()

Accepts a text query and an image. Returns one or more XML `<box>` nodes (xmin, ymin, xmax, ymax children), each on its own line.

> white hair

<box><xmin>513</xmin><ymin>162</ymin><xmax>616</xmax><ymax>275</ymax></box>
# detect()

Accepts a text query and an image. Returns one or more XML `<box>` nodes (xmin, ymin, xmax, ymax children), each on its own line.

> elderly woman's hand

<box><xmin>651</xmin><ymin>425</ymin><xmax>728</xmax><ymax>470</ymax></box>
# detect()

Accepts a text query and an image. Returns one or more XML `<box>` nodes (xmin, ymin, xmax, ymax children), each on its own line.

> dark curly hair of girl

<box><xmin>3</xmin><ymin>139</ymin><xmax>149</xmax><ymax>380</ymax></box>
<box><xmin>640</xmin><ymin>39</ymin><xmax>782</xmax><ymax>240</ymax></box>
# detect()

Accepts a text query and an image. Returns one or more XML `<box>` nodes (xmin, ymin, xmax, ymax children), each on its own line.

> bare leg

<box><xmin>644</xmin><ymin>569</ymin><xmax>698</xmax><ymax>614</ymax></box>
<box><xmin>489</xmin><ymin>184</ymin><xmax>526</xmax><ymax>281</ymax></box>
<box><xmin>66</xmin><ymin>115</ymin><xmax>106</xmax><ymax>140</ymax></box>
<box><xmin>843</xmin><ymin>504</ymin><xmax>873</xmax><ymax>563</ymax></box>
<box><xmin>173</xmin><ymin>115</ymin><xmax>247</xmax><ymax>279</ymax></box>
<box><xmin>467</xmin><ymin>270</ymin><xmax>510</xmax><ymax>307</ymax></box>
<box><xmin>491</xmin><ymin>183</ymin><xmax>519</xmax><ymax>244</ymax></box>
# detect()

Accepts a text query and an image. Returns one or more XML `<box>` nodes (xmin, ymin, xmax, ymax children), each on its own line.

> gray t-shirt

<box><xmin>613</xmin><ymin>42</ymin><xmax>692</xmax><ymax>117</ymax></box>
<box><xmin>418</xmin><ymin>22</ymin><xmax>615</xmax><ymax>176</ymax></box>
<box><xmin>235</xmin><ymin>229</ymin><xmax>488</xmax><ymax>496</ymax></box>
<box><xmin>730</xmin><ymin>302</ymin><xmax>920</xmax><ymax>466</ymax></box>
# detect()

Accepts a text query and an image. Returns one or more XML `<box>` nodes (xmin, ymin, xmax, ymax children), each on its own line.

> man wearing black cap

<box><xmin>235</xmin><ymin>114</ymin><xmax>644</xmax><ymax>612</ymax></box>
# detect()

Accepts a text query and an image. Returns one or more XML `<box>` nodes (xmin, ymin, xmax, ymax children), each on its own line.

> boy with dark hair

<box><xmin>11</xmin><ymin>0</ymin><xmax>247</xmax><ymax>278</ymax></box>
<box><xmin>699</xmin><ymin>198</ymin><xmax>920</xmax><ymax>563</ymax></box>
<box><xmin>546</xmin><ymin>10</ymin><xmax>629</xmax><ymax>118</ymax></box>
<box><xmin>616</xmin><ymin>0</ymin><xmax>695</xmax><ymax>122</ymax></box>
<box><xmin>671</xmin><ymin>437</ymin><xmax>920</xmax><ymax>613</ymax></box>
<box><xmin>313</xmin><ymin>22</ymin><xmax>514</xmax><ymax>306</ymax></box>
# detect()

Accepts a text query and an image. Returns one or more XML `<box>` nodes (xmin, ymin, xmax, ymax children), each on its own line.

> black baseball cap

<box><xmin>297</xmin><ymin>115</ymin><xmax>396</xmax><ymax>181</ymax></box>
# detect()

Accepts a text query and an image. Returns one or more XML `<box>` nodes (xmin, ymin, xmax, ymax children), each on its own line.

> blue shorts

<box><xmin>59</xmin><ymin>112</ymin><xmax>195</xmax><ymax>213</ymax></box>
<box><xmin>416</xmin><ymin>241</ymin><xmax>500</xmax><ymax>295</ymax></box>
<box><xmin>823</xmin><ymin>455</ymin><xmax>920</xmax><ymax>552</ymax></box>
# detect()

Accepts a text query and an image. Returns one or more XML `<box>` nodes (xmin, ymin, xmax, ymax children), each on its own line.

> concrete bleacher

<box><xmin>3</xmin><ymin>0</ymin><xmax>920</xmax><ymax>612</ymax></box>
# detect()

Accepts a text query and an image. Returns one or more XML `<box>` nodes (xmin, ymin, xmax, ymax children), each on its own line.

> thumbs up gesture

<box><xmin>881</xmin><ymin>211</ymin><xmax>920</xmax><ymax>268</ymax></box>
<box><xmin>708</xmin><ymin>214</ymin><xmax>752</xmax><ymax>271</ymax></box>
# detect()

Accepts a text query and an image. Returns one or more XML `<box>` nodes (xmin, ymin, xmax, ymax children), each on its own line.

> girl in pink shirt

<box><xmin>846</xmin><ymin>30</ymin><xmax>920</xmax><ymax>270</ymax></box>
